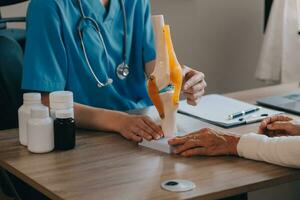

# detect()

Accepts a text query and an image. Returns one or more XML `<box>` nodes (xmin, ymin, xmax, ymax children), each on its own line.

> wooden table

<box><xmin>1</xmin><ymin>83</ymin><xmax>300</xmax><ymax>200</ymax></box>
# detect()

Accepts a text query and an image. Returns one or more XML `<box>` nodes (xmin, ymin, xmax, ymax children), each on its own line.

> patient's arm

<box><xmin>169</xmin><ymin>128</ymin><xmax>300</xmax><ymax>168</ymax></box>
<box><xmin>237</xmin><ymin>133</ymin><xmax>300</xmax><ymax>168</ymax></box>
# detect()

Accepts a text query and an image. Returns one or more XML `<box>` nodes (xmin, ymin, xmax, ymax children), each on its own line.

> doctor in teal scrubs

<box><xmin>22</xmin><ymin>0</ymin><xmax>207</xmax><ymax>142</ymax></box>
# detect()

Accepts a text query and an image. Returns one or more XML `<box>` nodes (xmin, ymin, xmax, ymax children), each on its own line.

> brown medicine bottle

<box><xmin>54</xmin><ymin>109</ymin><xmax>76</xmax><ymax>150</ymax></box>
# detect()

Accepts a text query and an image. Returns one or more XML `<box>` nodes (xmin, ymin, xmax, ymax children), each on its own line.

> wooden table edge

<box><xmin>2</xmin><ymin>136</ymin><xmax>300</xmax><ymax>200</ymax></box>
<box><xmin>186</xmin><ymin>172</ymin><xmax>300</xmax><ymax>200</ymax></box>
<box><xmin>0</xmin><ymin>159</ymin><xmax>63</xmax><ymax>200</ymax></box>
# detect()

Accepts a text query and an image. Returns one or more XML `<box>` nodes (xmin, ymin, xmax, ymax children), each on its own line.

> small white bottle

<box><xmin>49</xmin><ymin>91</ymin><xmax>74</xmax><ymax>119</ymax></box>
<box><xmin>27</xmin><ymin>106</ymin><xmax>54</xmax><ymax>153</ymax></box>
<box><xmin>18</xmin><ymin>93</ymin><xmax>42</xmax><ymax>146</ymax></box>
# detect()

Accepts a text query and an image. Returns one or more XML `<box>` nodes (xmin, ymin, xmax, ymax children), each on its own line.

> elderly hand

<box><xmin>182</xmin><ymin>65</ymin><xmax>207</xmax><ymax>106</ymax></box>
<box><xmin>168</xmin><ymin>128</ymin><xmax>240</xmax><ymax>157</ymax></box>
<box><xmin>258</xmin><ymin>115</ymin><xmax>300</xmax><ymax>137</ymax></box>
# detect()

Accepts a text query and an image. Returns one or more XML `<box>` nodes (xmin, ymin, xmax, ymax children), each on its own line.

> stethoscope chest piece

<box><xmin>116</xmin><ymin>62</ymin><xmax>130</xmax><ymax>80</ymax></box>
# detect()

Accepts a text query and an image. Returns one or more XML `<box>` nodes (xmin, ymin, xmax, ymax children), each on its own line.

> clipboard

<box><xmin>178</xmin><ymin>94</ymin><xmax>283</xmax><ymax>128</ymax></box>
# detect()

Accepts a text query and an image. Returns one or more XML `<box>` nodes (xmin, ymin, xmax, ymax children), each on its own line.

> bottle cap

<box><xmin>55</xmin><ymin>109</ymin><xmax>74</xmax><ymax>119</ymax></box>
<box><xmin>50</xmin><ymin>91</ymin><xmax>73</xmax><ymax>108</ymax></box>
<box><xmin>50</xmin><ymin>91</ymin><xmax>73</xmax><ymax>103</ymax></box>
<box><xmin>30</xmin><ymin>106</ymin><xmax>49</xmax><ymax>119</ymax></box>
<box><xmin>51</xmin><ymin>102</ymin><xmax>73</xmax><ymax>110</ymax></box>
<box><xmin>23</xmin><ymin>93</ymin><xmax>41</xmax><ymax>102</ymax></box>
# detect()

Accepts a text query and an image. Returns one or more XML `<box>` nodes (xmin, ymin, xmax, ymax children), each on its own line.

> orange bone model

<box><xmin>148</xmin><ymin>75</ymin><xmax>165</xmax><ymax>119</ymax></box>
<box><xmin>147</xmin><ymin>24</ymin><xmax>182</xmax><ymax>119</ymax></box>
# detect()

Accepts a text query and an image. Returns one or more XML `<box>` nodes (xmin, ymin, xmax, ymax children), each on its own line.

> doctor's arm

<box><xmin>41</xmin><ymin>93</ymin><xmax>163</xmax><ymax>142</ymax></box>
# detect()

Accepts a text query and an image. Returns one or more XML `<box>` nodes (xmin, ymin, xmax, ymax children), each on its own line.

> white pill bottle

<box><xmin>27</xmin><ymin>106</ymin><xmax>54</xmax><ymax>153</ymax></box>
<box><xmin>49</xmin><ymin>91</ymin><xmax>74</xmax><ymax>119</ymax></box>
<box><xmin>18</xmin><ymin>93</ymin><xmax>42</xmax><ymax>146</ymax></box>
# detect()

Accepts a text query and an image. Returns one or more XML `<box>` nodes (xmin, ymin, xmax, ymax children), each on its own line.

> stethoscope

<box><xmin>77</xmin><ymin>0</ymin><xmax>129</xmax><ymax>88</ymax></box>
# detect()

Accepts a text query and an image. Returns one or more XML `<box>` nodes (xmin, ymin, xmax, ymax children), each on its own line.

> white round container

<box><xmin>27</xmin><ymin>106</ymin><xmax>54</xmax><ymax>153</ymax></box>
<box><xmin>18</xmin><ymin>93</ymin><xmax>42</xmax><ymax>146</ymax></box>
<box><xmin>49</xmin><ymin>91</ymin><xmax>74</xmax><ymax>119</ymax></box>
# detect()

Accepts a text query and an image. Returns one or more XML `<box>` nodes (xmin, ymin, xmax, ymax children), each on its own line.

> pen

<box><xmin>227</xmin><ymin>107</ymin><xmax>260</xmax><ymax>120</ymax></box>
<box><xmin>244</xmin><ymin>116</ymin><xmax>267</xmax><ymax>124</ymax></box>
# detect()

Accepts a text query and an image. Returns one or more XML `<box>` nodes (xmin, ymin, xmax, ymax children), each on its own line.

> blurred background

<box><xmin>0</xmin><ymin>0</ymin><xmax>268</xmax><ymax>94</ymax></box>
<box><xmin>2</xmin><ymin>1</ymin><xmax>300</xmax><ymax>200</ymax></box>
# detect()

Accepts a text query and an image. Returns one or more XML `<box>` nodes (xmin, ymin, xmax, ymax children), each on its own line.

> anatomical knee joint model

<box><xmin>147</xmin><ymin>15</ymin><xmax>183</xmax><ymax>138</ymax></box>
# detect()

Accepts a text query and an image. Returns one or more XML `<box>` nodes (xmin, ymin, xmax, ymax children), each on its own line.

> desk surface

<box><xmin>1</xmin><ymin>83</ymin><xmax>300</xmax><ymax>200</ymax></box>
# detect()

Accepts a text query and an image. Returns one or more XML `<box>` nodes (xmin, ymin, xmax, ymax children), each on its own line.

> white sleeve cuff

<box><xmin>237</xmin><ymin>133</ymin><xmax>268</xmax><ymax>160</ymax></box>
<box><xmin>237</xmin><ymin>133</ymin><xmax>300</xmax><ymax>168</ymax></box>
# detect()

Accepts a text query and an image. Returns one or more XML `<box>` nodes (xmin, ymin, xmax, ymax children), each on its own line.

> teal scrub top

<box><xmin>22</xmin><ymin>0</ymin><xmax>156</xmax><ymax>111</ymax></box>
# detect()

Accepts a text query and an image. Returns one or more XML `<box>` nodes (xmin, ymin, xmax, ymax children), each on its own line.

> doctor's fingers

<box><xmin>137</xmin><ymin>122</ymin><xmax>161</xmax><ymax>140</ymax></box>
<box><xmin>183</xmin><ymin>71</ymin><xmax>205</xmax><ymax>91</ymax></box>
<box><xmin>185</xmin><ymin>91</ymin><xmax>204</xmax><ymax>106</ymax></box>
<box><xmin>184</xmin><ymin>80</ymin><xmax>207</xmax><ymax>94</ymax></box>
<box><xmin>131</xmin><ymin>126</ymin><xmax>153</xmax><ymax>141</ymax></box>
<box><xmin>186</xmin><ymin>99</ymin><xmax>197</xmax><ymax>106</ymax></box>
<box><xmin>122</xmin><ymin>130</ymin><xmax>142</xmax><ymax>142</ymax></box>
<box><xmin>185</xmin><ymin>90</ymin><xmax>205</xmax><ymax>100</ymax></box>
<box><xmin>142</xmin><ymin>117</ymin><xmax>164</xmax><ymax>137</ymax></box>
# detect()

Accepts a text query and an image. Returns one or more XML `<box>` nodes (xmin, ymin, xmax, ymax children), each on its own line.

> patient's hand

<box><xmin>258</xmin><ymin>115</ymin><xmax>300</xmax><ymax>137</ymax></box>
<box><xmin>168</xmin><ymin>128</ymin><xmax>240</xmax><ymax>157</ymax></box>
<box><xmin>182</xmin><ymin>65</ymin><xmax>207</xmax><ymax>106</ymax></box>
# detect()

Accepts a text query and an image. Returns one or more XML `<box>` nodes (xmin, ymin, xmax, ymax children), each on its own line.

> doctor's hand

<box><xmin>258</xmin><ymin>115</ymin><xmax>300</xmax><ymax>137</ymax></box>
<box><xmin>168</xmin><ymin>128</ymin><xmax>239</xmax><ymax>157</ymax></box>
<box><xmin>116</xmin><ymin>114</ymin><xmax>164</xmax><ymax>142</ymax></box>
<box><xmin>182</xmin><ymin>65</ymin><xmax>207</xmax><ymax>106</ymax></box>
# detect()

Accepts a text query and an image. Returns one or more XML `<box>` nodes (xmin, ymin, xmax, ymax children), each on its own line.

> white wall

<box><xmin>151</xmin><ymin>0</ymin><xmax>267</xmax><ymax>93</ymax></box>
<box><xmin>2</xmin><ymin>0</ymin><xmax>268</xmax><ymax>93</ymax></box>
<box><xmin>0</xmin><ymin>1</ymin><xmax>27</xmax><ymax>29</ymax></box>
